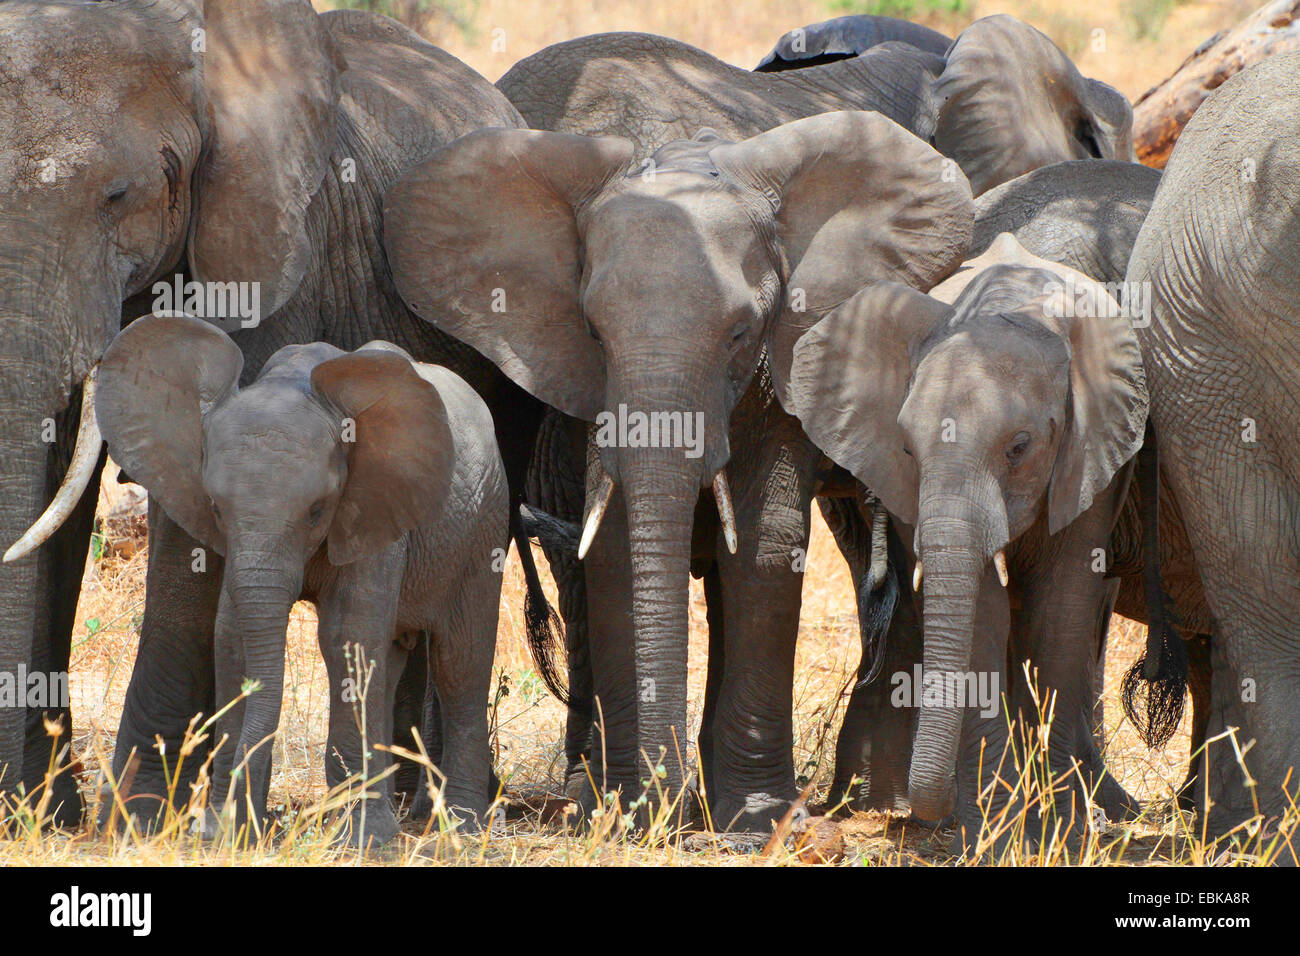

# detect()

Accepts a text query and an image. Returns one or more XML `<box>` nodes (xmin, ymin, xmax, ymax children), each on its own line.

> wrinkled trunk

<box><xmin>217</xmin><ymin>546</ymin><xmax>300</xmax><ymax>819</ymax></box>
<box><xmin>907</xmin><ymin>469</ymin><xmax>1007</xmax><ymax>821</ymax></box>
<box><xmin>619</xmin><ymin>446</ymin><xmax>701</xmax><ymax>799</ymax></box>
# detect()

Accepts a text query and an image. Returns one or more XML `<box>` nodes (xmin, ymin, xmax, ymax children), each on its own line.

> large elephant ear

<box><xmin>189</xmin><ymin>0</ymin><xmax>345</xmax><ymax>318</ymax></box>
<box><xmin>788</xmin><ymin>282</ymin><xmax>953</xmax><ymax>525</ymax></box>
<box><xmin>310</xmin><ymin>350</ymin><xmax>455</xmax><ymax>566</ymax></box>
<box><xmin>933</xmin><ymin>15</ymin><xmax>1135</xmax><ymax>196</ymax></box>
<box><xmin>709</xmin><ymin>109</ymin><xmax>972</xmax><ymax>413</ymax></box>
<box><xmin>1040</xmin><ymin>275</ymin><xmax>1148</xmax><ymax>534</ymax></box>
<box><xmin>96</xmin><ymin>313</ymin><xmax>244</xmax><ymax>552</ymax></box>
<box><xmin>383</xmin><ymin>128</ymin><xmax>634</xmax><ymax>422</ymax></box>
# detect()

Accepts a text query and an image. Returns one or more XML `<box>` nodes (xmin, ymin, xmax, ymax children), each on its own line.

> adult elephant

<box><xmin>0</xmin><ymin>1</ymin><xmax>546</xmax><ymax>827</ymax></box>
<box><xmin>1125</xmin><ymin>53</ymin><xmax>1300</xmax><ymax>852</ymax></box>
<box><xmin>826</xmin><ymin>159</ymin><xmax>1165</xmax><ymax>816</ymax></box>
<box><xmin>748</xmin><ymin>15</ymin><xmax>1136</xmax><ymax>195</ymax></box>
<box><xmin>754</xmin><ymin>14</ymin><xmax>953</xmax><ymax>70</ymax></box>
<box><xmin>385</xmin><ymin>112</ymin><xmax>974</xmax><ymax>831</ymax></box>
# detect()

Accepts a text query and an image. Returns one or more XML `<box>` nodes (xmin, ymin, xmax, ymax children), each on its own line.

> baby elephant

<box><xmin>97</xmin><ymin>314</ymin><xmax>507</xmax><ymax>846</ymax></box>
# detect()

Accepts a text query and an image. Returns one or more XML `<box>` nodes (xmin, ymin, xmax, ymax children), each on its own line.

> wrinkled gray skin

<box><xmin>743</xmin><ymin>14</ymin><xmax>1135</xmax><ymax>194</ymax></box>
<box><xmin>790</xmin><ymin>235</ymin><xmax>1148</xmax><ymax>851</ymax></box>
<box><xmin>1126</xmin><ymin>54</ymin><xmax>1300</xmax><ymax>853</ymax></box>
<box><xmin>96</xmin><ymin>317</ymin><xmax>505</xmax><ymax>844</ymax></box>
<box><xmin>384</xmin><ymin>112</ymin><xmax>974</xmax><ymax>830</ymax></box>
<box><xmin>754</xmin><ymin>14</ymin><xmax>952</xmax><ymax>70</ymax></box>
<box><xmin>828</xmin><ymin>159</ymin><xmax>1167</xmax><ymax>817</ymax></box>
<box><xmin>0</xmin><ymin>1</ymin><xmax>535</xmax><ymax>826</ymax></box>
<box><xmin>498</xmin><ymin>18</ymin><xmax>1135</xmax><ymax>199</ymax></box>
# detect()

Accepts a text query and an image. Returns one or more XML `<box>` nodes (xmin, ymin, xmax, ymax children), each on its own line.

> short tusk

<box><xmin>912</xmin><ymin>560</ymin><xmax>923</xmax><ymax>592</ymax></box>
<box><xmin>4</xmin><ymin>368</ymin><xmax>103</xmax><ymax>564</ymax></box>
<box><xmin>711</xmin><ymin>470</ymin><xmax>738</xmax><ymax>555</ymax></box>
<box><xmin>577</xmin><ymin>471</ymin><xmax>615</xmax><ymax>561</ymax></box>
<box><xmin>994</xmin><ymin>550</ymin><xmax>1009</xmax><ymax>588</ymax></box>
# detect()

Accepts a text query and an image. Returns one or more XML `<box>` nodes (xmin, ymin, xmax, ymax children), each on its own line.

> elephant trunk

<box><xmin>219</xmin><ymin>544</ymin><xmax>301</xmax><ymax>817</ymax></box>
<box><xmin>907</xmin><ymin>467</ymin><xmax>1008</xmax><ymax>822</ymax></box>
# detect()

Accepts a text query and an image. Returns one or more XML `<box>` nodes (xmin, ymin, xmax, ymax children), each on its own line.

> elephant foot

<box><xmin>710</xmin><ymin>791</ymin><xmax>801</xmax><ymax>834</ymax></box>
<box><xmin>334</xmin><ymin>799</ymin><xmax>401</xmax><ymax>850</ymax></box>
<box><xmin>828</xmin><ymin>776</ymin><xmax>911</xmax><ymax>817</ymax></box>
<box><xmin>1094</xmin><ymin>773</ymin><xmax>1143</xmax><ymax>822</ymax></box>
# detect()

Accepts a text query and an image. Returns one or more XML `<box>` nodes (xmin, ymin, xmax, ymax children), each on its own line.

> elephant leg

<box><xmin>1177</xmin><ymin>633</ymin><xmax>1211</xmax><ymax>812</ymax></box>
<box><xmin>23</xmin><ymin>437</ymin><xmax>105</xmax><ymax>828</ymax></box>
<box><xmin>822</xmin><ymin>498</ymin><xmax>919</xmax><ymax>814</ymax></box>
<box><xmin>696</xmin><ymin>564</ymin><xmax>725</xmax><ymax>812</ymax></box>
<box><xmin>107</xmin><ymin>502</ymin><xmax>220</xmax><ymax>828</ymax></box>
<box><xmin>426</xmin><ymin>572</ymin><xmax>499</xmax><ymax>829</ymax></box>
<box><xmin>202</xmin><ymin>578</ymin><xmax>252</xmax><ymax>836</ymax></box>
<box><xmin>706</xmin><ymin>414</ymin><xmax>818</xmax><ymax>832</ymax></box>
<box><xmin>316</xmin><ymin>557</ymin><xmax>404</xmax><ymax>848</ymax></box>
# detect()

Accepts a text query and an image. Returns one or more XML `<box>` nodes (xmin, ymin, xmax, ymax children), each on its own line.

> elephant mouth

<box><xmin>3</xmin><ymin>366</ymin><xmax>102</xmax><ymax>565</ymax></box>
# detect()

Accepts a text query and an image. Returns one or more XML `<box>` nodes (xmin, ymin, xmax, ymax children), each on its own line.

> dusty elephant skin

<box><xmin>1125</xmin><ymin>51</ymin><xmax>1300</xmax><ymax>850</ymax></box>
<box><xmin>0</xmin><ymin>1</ymin><xmax>540</xmax><ymax>827</ymax></box>
<box><xmin>384</xmin><ymin>111</ymin><xmax>973</xmax><ymax>831</ymax></box>
<box><xmin>789</xmin><ymin>235</ymin><xmax>1148</xmax><ymax>852</ymax></box>
<box><xmin>754</xmin><ymin>13</ymin><xmax>953</xmax><ymax>70</ymax></box>
<box><xmin>96</xmin><ymin>316</ymin><xmax>506</xmax><ymax>845</ymax></box>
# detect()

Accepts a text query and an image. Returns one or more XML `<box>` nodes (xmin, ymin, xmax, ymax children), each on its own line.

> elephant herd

<box><xmin>1</xmin><ymin>0</ymin><xmax>1297</xmax><ymax>861</ymax></box>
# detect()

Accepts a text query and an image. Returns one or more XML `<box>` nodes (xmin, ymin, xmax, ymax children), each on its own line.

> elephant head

<box><xmin>787</xmin><ymin>234</ymin><xmax>1147</xmax><ymax>818</ymax></box>
<box><xmin>384</xmin><ymin>109</ymin><xmax>973</xmax><ymax>795</ymax></box>
<box><xmin>933</xmin><ymin>16</ymin><xmax>1136</xmax><ymax>195</ymax></box>
<box><xmin>0</xmin><ymin>0</ymin><xmax>342</xmax><ymax>789</ymax></box>
<box><xmin>96</xmin><ymin>314</ymin><xmax>454</xmax><ymax>817</ymax></box>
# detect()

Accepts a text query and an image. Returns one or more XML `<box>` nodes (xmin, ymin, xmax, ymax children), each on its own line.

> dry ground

<box><xmin>8</xmin><ymin>468</ymin><xmax>1293</xmax><ymax>866</ymax></box>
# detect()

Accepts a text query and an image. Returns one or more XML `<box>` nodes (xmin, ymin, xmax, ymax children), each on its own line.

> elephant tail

<box><xmin>1121</xmin><ymin>419</ymin><xmax>1187</xmax><ymax>749</ymax></box>
<box><xmin>514</xmin><ymin>505</ymin><xmax>571</xmax><ymax>705</ymax></box>
<box><xmin>856</xmin><ymin>495</ymin><xmax>899</xmax><ymax>687</ymax></box>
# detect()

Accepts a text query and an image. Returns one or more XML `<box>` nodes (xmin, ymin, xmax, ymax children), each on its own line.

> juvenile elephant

<box><xmin>1125</xmin><ymin>53</ymin><xmax>1300</xmax><ymax>852</ymax></box>
<box><xmin>788</xmin><ymin>235</ymin><xmax>1148</xmax><ymax>850</ymax></box>
<box><xmin>97</xmin><ymin>315</ymin><xmax>506</xmax><ymax>844</ymax></box>
<box><xmin>385</xmin><ymin>111</ymin><xmax>973</xmax><ymax>830</ymax></box>
<box><xmin>498</xmin><ymin>16</ymin><xmax>1135</xmax><ymax>198</ymax></box>
<box><xmin>827</xmin><ymin>159</ymin><xmax>1163</xmax><ymax>815</ymax></box>
<box><xmin>0</xmin><ymin>1</ymin><xmax>548</xmax><ymax>825</ymax></box>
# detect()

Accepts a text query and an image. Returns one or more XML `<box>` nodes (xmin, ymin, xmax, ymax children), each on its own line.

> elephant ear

<box><xmin>709</xmin><ymin>109</ymin><xmax>972</xmax><ymax>415</ymax></box>
<box><xmin>96</xmin><ymin>313</ymin><xmax>244</xmax><ymax>552</ymax></box>
<box><xmin>189</xmin><ymin>0</ymin><xmax>345</xmax><ymax>318</ymax></box>
<box><xmin>788</xmin><ymin>281</ymin><xmax>954</xmax><ymax>525</ymax></box>
<box><xmin>383</xmin><ymin>128</ymin><xmax>633</xmax><ymax>422</ymax></box>
<box><xmin>310</xmin><ymin>350</ymin><xmax>456</xmax><ymax>566</ymax></box>
<box><xmin>933</xmin><ymin>15</ymin><xmax>1135</xmax><ymax>196</ymax></box>
<box><xmin>1040</xmin><ymin>279</ymin><xmax>1148</xmax><ymax>534</ymax></box>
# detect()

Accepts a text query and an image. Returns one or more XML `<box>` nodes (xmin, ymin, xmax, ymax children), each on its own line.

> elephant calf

<box><xmin>96</xmin><ymin>315</ymin><xmax>508</xmax><ymax>846</ymax></box>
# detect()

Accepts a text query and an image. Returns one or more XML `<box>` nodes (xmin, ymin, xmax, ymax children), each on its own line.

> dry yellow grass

<box><xmin>6</xmin><ymin>465</ymin><xmax>1295</xmax><ymax>866</ymax></box>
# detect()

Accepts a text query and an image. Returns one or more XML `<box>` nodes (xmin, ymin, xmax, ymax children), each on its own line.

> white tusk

<box><xmin>994</xmin><ymin>550</ymin><xmax>1009</xmax><ymax>588</ymax></box>
<box><xmin>577</xmin><ymin>471</ymin><xmax>615</xmax><ymax>561</ymax></box>
<box><xmin>912</xmin><ymin>560</ymin><xmax>923</xmax><ymax>592</ymax></box>
<box><xmin>712</xmin><ymin>470</ymin><xmax>738</xmax><ymax>555</ymax></box>
<box><xmin>4</xmin><ymin>368</ymin><xmax>103</xmax><ymax>564</ymax></box>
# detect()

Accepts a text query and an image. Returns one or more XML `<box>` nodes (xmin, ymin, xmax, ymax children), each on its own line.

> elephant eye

<box><xmin>104</xmin><ymin>180</ymin><xmax>131</xmax><ymax>204</ymax></box>
<box><xmin>1007</xmin><ymin>432</ymin><xmax>1032</xmax><ymax>463</ymax></box>
<box><xmin>308</xmin><ymin>500</ymin><xmax>327</xmax><ymax>526</ymax></box>
<box><xmin>902</xmin><ymin>445</ymin><xmax>914</xmax><ymax>458</ymax></box>
<box><xmin>586</xmin><ymin>319</ymin><xmax>602</xmax><ymax>344</ymax></box>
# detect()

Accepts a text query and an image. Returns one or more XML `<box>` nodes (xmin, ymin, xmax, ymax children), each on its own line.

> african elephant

<box><xmin>497</xmin><ymin>16</ymin><xmax>1134</xmax><ymax>198</ymax></box>
<box><xmin>754</xmin><ymin>14</ymin><xmax>953</xmax><ymax>70</ymax></box>
<box><xmin>384</xmin><ymin>111</ymin><xmax>974</xmax><ymax>830</ymax></box>
<box><xmin>827</xmin><ymin>159</ymin><xmax>1165</xmax><ymax>815</ymax></box>
<box><xmin>96</xmin><ymin>315</ymin><xmax>506</xmax><ymax>844</ymax></box>
<box><xmin>0</xmin><ymin>0</ymin><xmax>550</xmax><ymax>827</ymax></box>
<box><xmin>1124</xmin><ymin>53</ymin><xmax>1300</xmax><ymax>854</ymax></box>
<box><xmin>788</xmin><ymin>234</ymin><xmax>1148</xmax><ymax>849</ymax></box>
<box><xmin>747</xmin><ymin>15</ymin><xmax>1136</xmax><ymax>194</ymax></box>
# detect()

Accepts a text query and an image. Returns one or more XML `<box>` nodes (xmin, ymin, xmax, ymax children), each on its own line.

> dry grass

<box><xmin>3</xmin><ymin>469</ymin><xmax>1296</xmax><ymax>866</ymax></box>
